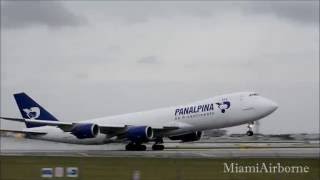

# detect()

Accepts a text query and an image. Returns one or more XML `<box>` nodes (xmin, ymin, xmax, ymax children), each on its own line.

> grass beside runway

<box><xmin>0</xmin><ymin>156</ymin><xmax>319</xmax><ymax>180</ymax></box>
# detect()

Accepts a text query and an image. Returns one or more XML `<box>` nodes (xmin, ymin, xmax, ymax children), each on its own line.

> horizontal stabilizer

<box><xmin>0</xmin><ymin>117</ymin><xmax>26</xmax><ymax>122</ymax></box>
<box><xmin>0</xmin><ymin>129</ymin><xmax>47</xmax><ymax>135</ymax></box>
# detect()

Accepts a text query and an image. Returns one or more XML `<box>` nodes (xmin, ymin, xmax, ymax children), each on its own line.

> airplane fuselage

<box><xmin>24</xmin><ymin>92</ymin><xmax>278</xmax><ymax>145</ymax></box>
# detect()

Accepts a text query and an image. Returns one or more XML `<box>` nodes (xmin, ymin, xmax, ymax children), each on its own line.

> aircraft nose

<box><xmin>262</xmin><ymin>98</ymin><xmax>278</xmax><ymax>114</ymax></box>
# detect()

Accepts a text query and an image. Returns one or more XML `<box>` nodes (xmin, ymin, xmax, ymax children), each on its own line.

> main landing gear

<box><xmin>125</xmin><ymin>138</ymin><xmax>165</xmax><ymax>151</ymax></box>
<box><xmin>125</xmin><ymin>142</ymin><xmax>147</xmax><ymax>151</ymax></box>
<box><xmin>152</xmin><ymin>138</ymin><xmax>164</xmax><ymax>151</ymax></box>
<box><xmin>246</xmin><ymin>122</ymin><xmax>254</xmax><ymax>136</ymax></box>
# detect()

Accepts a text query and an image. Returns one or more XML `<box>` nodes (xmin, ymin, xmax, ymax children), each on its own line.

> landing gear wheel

<box><xmin>125</xmin><ymin>143</ymin><xmax>147</xmax><ymax>151</ymax></box>
<box><xmin>138</xmin><ymin>144</ymin><xmax>147</xmax><ymax>151</ymax></box>
<box><xmin>246</xmin><ymin>130</ymin><xmax>253</xmax><ymax>136</ymax></box>
<box><xmin>152</xmin><ymin>144</ymin><xmax>164</xmax><ymax>151</ymax></box>
<box><xmin>152</xmin><ymin>137</ymin><xmax>164</xmax><ymax>151</ymax></box>
<box><xmin>125</xmin><ymin>143</ymin><xmax>134</xmax><ymax>151</ymax></box>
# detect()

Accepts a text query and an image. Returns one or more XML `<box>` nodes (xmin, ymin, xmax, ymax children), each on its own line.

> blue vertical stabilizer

<box><xmin>13</xmin><ymin>92</ymin><xmax>58</xmax><ymax>128</ymax></box>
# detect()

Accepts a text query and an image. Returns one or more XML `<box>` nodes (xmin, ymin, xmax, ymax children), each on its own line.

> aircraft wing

<box><xmin>0</xmin><ymin>117</ymin><xmax>180</xmax><ymax>137</ymax></box>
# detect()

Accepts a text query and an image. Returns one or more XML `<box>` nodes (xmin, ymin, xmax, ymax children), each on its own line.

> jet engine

<box><xmin>127</xmin><ymin>126</ymin><xmax>153</xmax><ymax>143</ymax></box>
<box><xmin>71</xmin><ymin>123</ymin><xmax>99</xmax><ymax>139</ymax></box>
<box><xmin>169</xmin><ymin>131</ymin><xmax>202</xmax><ymax>142</ymax></box>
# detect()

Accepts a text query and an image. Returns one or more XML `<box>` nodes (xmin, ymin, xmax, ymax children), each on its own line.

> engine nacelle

<box><xmin>71</xmin><ymin>123</ymin><xmax>99</xmax><ymax>139</ymax></box>
<box><xmin>127</xmin><ymin>126</ymin><xmax>153</xmax><ymax>143</ymax></box>
<box><xmin>169</xmin><ymin>131</ymin><xmax>202</xmax><ymax>142</ymax></box>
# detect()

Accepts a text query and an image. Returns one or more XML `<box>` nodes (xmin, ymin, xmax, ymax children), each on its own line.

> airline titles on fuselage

<box><xmin>174</xmin><ymin>100</ymin><xmax>231</xmax><ymax>120</ymax></box>
<box><xmin>174</xmin><ymin>103</ymin><xmax>215</xmax><ymax>120</ymax></box>
<box><xmin>175</xmin><ymin>104</ymin><xmax>214</xmax><ymax>116</ymax></box>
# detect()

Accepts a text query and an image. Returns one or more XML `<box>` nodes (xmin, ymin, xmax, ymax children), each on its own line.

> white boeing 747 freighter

<box><xmin>0</xmin><ymin>92</ymin><xmax>278</xmax><ymax>151</ymax></box>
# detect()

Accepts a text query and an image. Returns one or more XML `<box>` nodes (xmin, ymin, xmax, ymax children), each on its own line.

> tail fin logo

<box><xmin>23</xmin><ymin>107</ymin><xmax>40</xmax><ymax>119</ymax></box>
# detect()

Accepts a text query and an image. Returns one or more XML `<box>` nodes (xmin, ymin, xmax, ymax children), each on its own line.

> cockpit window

<box><xmin>249</xmin><ymin>93</ymin><xmax>259</xmax><ymax>96</ymax></box>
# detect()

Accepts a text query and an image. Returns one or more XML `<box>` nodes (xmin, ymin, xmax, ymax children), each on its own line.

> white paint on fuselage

<box><xmin>23</xmin><ymin>92</ymin><xmax>278</xmax><ymax>144</ymax></box>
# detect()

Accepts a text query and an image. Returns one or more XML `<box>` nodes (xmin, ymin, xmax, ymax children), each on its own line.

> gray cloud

<box><xmin>137</xmin><ymin>56</ymin><xmax>159</xmax><ymax>64</ymax></box>
<box><xmin>79</xmin><ymin>2</ymin><xmax>318</xmax><ymax>25</ymax></box>
<box><xmin>243</xmin><ymin>1</ymin><xmax>319</xmax><ymax>24</ymax></box>
<box><xmin>1</xmin><ymin>1</ymin><xmax>85</xmax><ymax>29</ymax></box>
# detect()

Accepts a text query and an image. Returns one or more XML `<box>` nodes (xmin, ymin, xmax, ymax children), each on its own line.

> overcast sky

<box><xmin>1</xmin><ymin>1</ymin><xmax>319</xmax><ymax>134</ymax></box>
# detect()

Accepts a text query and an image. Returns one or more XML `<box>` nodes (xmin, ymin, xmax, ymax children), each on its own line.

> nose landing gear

<box><xmin>246</xmin><ymin>122</ymin><xmax>254</xmax><ymax>136</ymax></box>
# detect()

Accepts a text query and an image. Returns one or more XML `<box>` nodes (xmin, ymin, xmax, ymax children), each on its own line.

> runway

<box><xmin>1</xmin><ymin>136</ymin><xmax>319</xmax><ymax>158</ymax></box>
<box><xmin>1</xmin><ymin>148</ymin><xmax>319</xmax><ymax>158</ymax></box>
<box><xmin>1</xmin><ymin>138</ymin><xmax>319</xmax><ymax>180</ymax></box>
